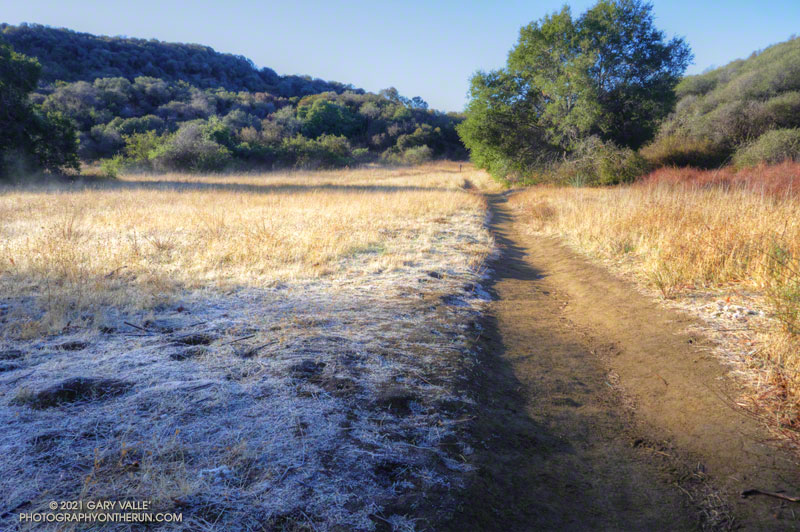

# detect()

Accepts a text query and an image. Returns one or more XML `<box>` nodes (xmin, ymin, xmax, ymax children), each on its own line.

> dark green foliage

<box><xmin>298</xmin><ymin>98</ymin><xmax>363</xmax><ymax>138</ymax></box>
<box><xmin>150</xmin><ymin>122</ymin><xmax>232</xmax><ymax>172</ymax></box>
<box><xmin>2</xmin><ymin>25</ymin><xmax>466</xmax><ymax>172</ymax></box>
<box><xmin>26</xmin><ymin>110</ymin><xmax>80</xmax><ymax>173</ymax></box>
<box><xmin>458</xmin><ymin>0</ymin><xmax>690</xmax><ymax>182</ymax></box>
<box><xmin>649</xmin><ymin>36</ymin><xmax>800</xmax><ymax>168</ymax></box>
<box><xmin>1</xmin><ymin>23</ymin><xmax>356</xmax><ymax>97</ymax></box>
<box><xmin>0</xmin><ymin>37</ymin><xmax>78</xmax><ymax>177</ymax></box>
<box><xmin>280</xmin><ymin>134</ymin><xmax>357</xmax><ymax>169</ymax></box>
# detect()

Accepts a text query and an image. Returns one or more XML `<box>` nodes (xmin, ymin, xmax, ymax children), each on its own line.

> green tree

<box><xmin>0</xmin><ymin>38</ymin><xmax>78</xmax><ymax>177</ymax></box>
<box><xmin>298</xmin><ymin>99</ymin><xmax>363</xmax><ymax>139</ymax></box>
<box><xmin>458</xmin><ymin>0</ymin><xmax>691</xmax><ymax>180</ymax></box>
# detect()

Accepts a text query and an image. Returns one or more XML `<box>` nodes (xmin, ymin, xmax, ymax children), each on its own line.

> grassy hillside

<box><xmin>644</xmin><ymin>36</ymin><xmax>800</xmax><ymax>168</ymax></box>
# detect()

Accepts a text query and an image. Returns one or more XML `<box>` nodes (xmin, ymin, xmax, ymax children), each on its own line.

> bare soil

<box><xmin>445</xmin><ymin>192</ymin><xmax>800</xmax><ymax>531</ymax></box>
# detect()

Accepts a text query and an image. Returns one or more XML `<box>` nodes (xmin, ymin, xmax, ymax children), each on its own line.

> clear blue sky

<box><xmin>3</xmin><ymin>1</ymin><xmax>799</xmax><ymax>112</ymax></box>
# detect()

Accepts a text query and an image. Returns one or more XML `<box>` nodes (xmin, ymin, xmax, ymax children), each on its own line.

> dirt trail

<box><xmin>446</xmin><ymin>192</ymin><xmax>800</xmax><ymax>531</ymax></box>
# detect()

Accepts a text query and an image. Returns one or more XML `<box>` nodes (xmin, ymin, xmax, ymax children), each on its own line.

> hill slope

<box><xmin>0</xmin><ymin>23</ymin><xmax>358</xmax><ymax>97</ymax></box>
<box><xmin>0</xmin><ymin>23</ymin><xmax>466</xmax><ymax>171</ymax></box>
<box><xmin>645</xmin><ymin>36</ymin><xmax>800</xmax><ymax>167</ymax></box>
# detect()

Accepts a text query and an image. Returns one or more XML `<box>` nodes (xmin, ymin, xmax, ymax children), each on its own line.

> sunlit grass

<box><xmin>0</xmin><ymin>162</ymin><xmax>496</xmax><ymax>336</ymax></box>
<box><xmin>511</xmin><ymin>178</ymin><xmax>800</xmax><ymax>441</ymax></box>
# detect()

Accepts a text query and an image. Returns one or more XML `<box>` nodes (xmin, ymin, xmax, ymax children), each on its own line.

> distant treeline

<box><xmin>0</xmin><ymin>24</ymin><xmax>466</xmax><ymax>177</ymax></box>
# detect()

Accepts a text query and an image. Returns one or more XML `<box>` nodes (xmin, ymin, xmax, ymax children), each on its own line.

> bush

<box><xmin>99</xmin><ymin>155</ymin><xmax>125</xmax><ymax>178</ymax></box>
<box><xmin>381</xmin><ymin>145</ymin><xmax>434</xmax><ymax>166</ymax></box>
<box><xmin>401</xmin><ymin>145</ymin><xmax>433</xmax><ymax>165</ymax></box>
<box><xmin>150</xmin><ymin>123</ymin><xmax>232</xmax><ymax>172</ymax></box>
<box><xmin>123</xmin><ymin>130</ymin><xmax>163</xmax><ymax>164</ymax></box>
<box><xmin>280</xmin><ymin>134</ymin><xmax>354</xmax><ymax>169</ymax></box>
<box><xmin>734</xmin><ymin>128</ymin><xmax>800</xmax><ymax>168</ymax></box>
<box><xmin>552</xmin><ymin>137</ymin><xmax>649</xmax><ymax>186</ymax></box>
<box><xmin>641</xmin><ymin>133</ymin><xmax>729</xmax><ymax>168</ymax></box>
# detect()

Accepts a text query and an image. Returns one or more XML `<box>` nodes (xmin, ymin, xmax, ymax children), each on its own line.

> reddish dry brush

<box><xmin>639</xmin><ymin>162</ymin><xmax>800</xmax><ymax>199</ymax></box>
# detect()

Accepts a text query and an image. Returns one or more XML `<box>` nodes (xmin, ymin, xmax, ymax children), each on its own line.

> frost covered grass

<box><xmin>0</xmin><ymin>163</ymin><xmax>496</xmax><ymax>530</ymax></box>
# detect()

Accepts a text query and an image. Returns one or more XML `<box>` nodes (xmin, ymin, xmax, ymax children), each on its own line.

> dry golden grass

<box><xmin>511</xmin><ymin>181</ymin><xmax>800</xmax><ymax>441</ymax></box>
<box><xmin>0</xmin><ymin>162</ymin><xmax>496</xmax><ymax>337</ymax></box>
<box><xmin>0</xmin><ymin>163</ymin><xmax>497</xmax><ymax>530</ymax></box>
<box><xmin>513</xmin><ymin>183</ymin><xmax>800</xmax><ymax>292</ymax></box>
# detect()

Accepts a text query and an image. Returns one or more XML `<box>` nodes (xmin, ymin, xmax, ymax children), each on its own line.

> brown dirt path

<box><xmin>445</xmin><ymin>192</ymin><xmax>800</xmax><ymax>531</ymax></box>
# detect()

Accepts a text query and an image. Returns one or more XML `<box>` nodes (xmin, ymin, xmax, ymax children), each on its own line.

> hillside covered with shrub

<box><xmin>1</xmin><ymin>23</ymin><xmax>355</xmax><ymax>96</ymax></box>
<box><xmin>643</xmin><ymin>35</ymin><xmax>800</xmax><ymax>168</ymax></box>
<box><xmin>1</xmin><ymin>24</ymin><xmax>467</xmax><ymax>175</ymax></box>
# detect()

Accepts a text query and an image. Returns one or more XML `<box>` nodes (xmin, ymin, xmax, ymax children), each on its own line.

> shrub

<box><xmin>765</xmin><ymin>91</ymin><xmax>800</xmax><ymax>129</ymax></box>
<box><xmin>123</xmin><ymin>130</ymin><xmax>163</xmax><ymax>164</ymax></box>
<box><xmin>641</xmin><ymin>133</ymin><xmax>729</xmax><ymax>168</ymax></box>
<box><xmin>99</xmin><ymin>155</ymin><xmax>125</xmax><ymax>178</ymax></box>
<box><xmin>734</xmin><ymin>128</ymin><xmax>800</xmax><ymax>168</ymax></box>
<box><xmin>553</xmin><ymin>137</ymin><xmax>649</xmax><ymax>186</ymax></box>
<box><xmin>150</xmin><ymin>123</ymin><xmax>232</xmax><ymax>172</ymax></box>
<box><xmin>401</xmin><ymin>145</ymin><xmax>433</xmax><ymax>165</ymax></box>
<box><xmin>280</xmin><ymin>134</ymin><xmax>354</xmax><ymax>169</ymax></box>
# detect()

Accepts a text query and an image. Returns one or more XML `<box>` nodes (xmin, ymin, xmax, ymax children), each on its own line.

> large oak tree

<box><xmin>458</xmin><ymin>0</ymin><xmax>691</xmax><ymax>179</ymax></box>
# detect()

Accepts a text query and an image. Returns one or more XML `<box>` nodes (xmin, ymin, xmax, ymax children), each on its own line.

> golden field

<box><xmin>0</xmin><ymin>162</ymin><xmax>497</xmax><ymax>338</ymax></box>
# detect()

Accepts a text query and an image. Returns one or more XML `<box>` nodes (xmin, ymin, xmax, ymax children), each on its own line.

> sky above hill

<box><xmin>4</xmin><ymin>0</ymin><xmax>799</xmax><ymax>112</ymax></box>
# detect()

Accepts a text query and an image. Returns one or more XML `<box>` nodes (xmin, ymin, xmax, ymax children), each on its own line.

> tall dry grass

<box><xmin>511</xmin><ymin>173</ymin><xmax>800</xmax><ymax>437</ymax></box>
<box><xmin>0</xmin><ymin>163</ymin><xmax>494</xmax><ymax>337</ymax></box>
<box><xmin>513</xmin><ymin>183</ymin><xmax>800</xmax><ymax>294</ymax></box>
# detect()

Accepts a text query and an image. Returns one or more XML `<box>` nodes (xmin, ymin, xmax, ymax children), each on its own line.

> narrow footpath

<box><xmin>446</xmin><ymin>192</ymin><xmax>800</xmax><ymax>531</ymax></box>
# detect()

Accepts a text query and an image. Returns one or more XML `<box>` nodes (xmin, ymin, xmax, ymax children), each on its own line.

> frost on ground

<box><xmin>0</xmin><ymin>165</ymin><xmax>497</xmax><ymax>531</ymax></box>
<box><xmin>0</xmin><ymin>247</ymin><xmax>490</xmax><ymax>532</ymax></box>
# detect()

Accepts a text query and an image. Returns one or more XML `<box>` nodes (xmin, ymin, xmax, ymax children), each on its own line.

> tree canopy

<box><xmin>458</xmin><ymin>0</ymin><xmax>691</xmax><ymax>180</ymax></box>
<box><xmin>0</xmin><ymin>37</ymin><xmax>78</xmax><ymax>177</ymax></box>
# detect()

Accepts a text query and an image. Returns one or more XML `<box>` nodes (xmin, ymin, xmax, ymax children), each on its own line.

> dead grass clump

<box><xmin>12</xmin><ymin>377</ymin><xmax>131</xmax><ymax>409</ymax></box>
<box><xmin>526</xmin><ymin>200</ymin><xmax>559</xmax><ymax>230</ymax></box>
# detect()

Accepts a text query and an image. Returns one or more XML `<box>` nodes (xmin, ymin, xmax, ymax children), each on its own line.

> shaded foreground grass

<box><xmin>510</xmin><ymin>174</ymin><xmax>800</xmax><ymax>448</ymax></box>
